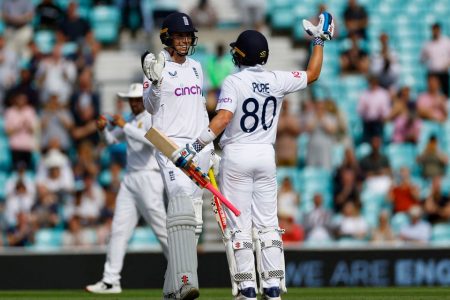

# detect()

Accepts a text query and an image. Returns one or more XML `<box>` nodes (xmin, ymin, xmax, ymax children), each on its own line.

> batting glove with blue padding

<box><xmin>303</xmin><ymin>12</ymin><xmax>334</xmax><ymax>41</ymax></box>
<box><xmin>171</xmin><ymin>144</ymin><xmax>198</xmax><ymax>168</ymax></box>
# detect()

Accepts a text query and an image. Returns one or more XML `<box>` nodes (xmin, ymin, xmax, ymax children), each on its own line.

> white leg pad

<box><xmin>224</xmin><ymin>229</ymin><xmax>257</xmax><ymax>296</ymax></box>
<box><xmin>163</xmin><ymin>194</ymin><xmax>198</xmax><ymax>299</ymax></box>
<box><xmin>192</xmin><ymin>197</ymin><xmax>203</xmax><ymax>244</ymax></box>
<box><xmin>254</xmin><ymin>227</ymin><xmax>286</xmax><ymax>293</ymax></box>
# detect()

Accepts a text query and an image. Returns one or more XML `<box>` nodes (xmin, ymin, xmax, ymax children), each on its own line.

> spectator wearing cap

<box><xmin>421</xmin><ymin>23</ymin><xmax>450</xmax><ymax>97</ymax></box>
<box><xmin>4</xmin><ymin>92</ymin><xmax>38</xmax><ymax>170</ymax></box>
<box><xmin>399</xmin><ymin>205</ymin><xmax>431</xmax><ymax>244</ymax></box>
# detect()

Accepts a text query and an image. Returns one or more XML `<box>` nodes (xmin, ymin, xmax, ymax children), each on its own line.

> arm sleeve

<box><xmin>216</xmin><ymin>77</ymin><xmax>238</xmax><ymax>113</ymax></box>
<box><xmin>123</xmin><ymin>123</ymin><xmax>154</xmax><ymax>146</ymax></box>
<box><xmin>273</xmin><ymin>70</ymin><xmax>308</xmax><ymax>94</ymax></box>
<box><xmin>142</xmin><ymin>75</ymin><xmax>161</xmax><ymax>115</ymax></box>
<box><xmin>102</xmin><ymin>127</ymin><xmax>124</xmax><ymax>145</ymax></box>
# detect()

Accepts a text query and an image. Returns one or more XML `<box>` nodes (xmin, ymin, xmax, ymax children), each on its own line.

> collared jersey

<box><xmin>143</xmin><ymin>50</ymin><xmax>209</xmax><ymax>144</ymax></box>
<box><xmin>104</xmin><ymin>111</ymin><xmax>159</xmax><ymax>172</ymax></box>
<box><xmin>216</xmin><ymin>65</ymin><xmax>307</xmax><ymax>147</ymax></box>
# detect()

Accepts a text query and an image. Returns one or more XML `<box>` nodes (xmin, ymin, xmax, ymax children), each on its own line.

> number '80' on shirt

<box><xmin>216</xmin><ymin>66</ymin><xmax>307</xmax><ymax>148</ymax></box>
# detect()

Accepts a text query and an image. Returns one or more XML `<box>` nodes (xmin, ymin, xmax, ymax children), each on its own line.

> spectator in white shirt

<box><xmin>421</xmin><ymin>23</ymin><xmax>450</xmax><ymax>97</ymax></box>
<box><xmin>399</xmin><ymin>205</ymin><xmax>431</xmax><ymax>244</ymax></box>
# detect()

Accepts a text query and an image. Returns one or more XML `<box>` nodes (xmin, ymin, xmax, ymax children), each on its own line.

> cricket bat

<box><xmin>208</xmin><ymin>169</ymin><xmax>227</xmax><ymax>234</ymax></box>
<box><xmin>145</xmin><ymin>127</ymin><xmax>241</xmax><ymax>217</ymax></box>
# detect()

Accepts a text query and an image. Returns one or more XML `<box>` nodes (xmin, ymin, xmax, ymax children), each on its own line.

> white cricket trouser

<box><xmin>156</xmin><ymin>148</ymin><xmax>211</xmax><ymax>200</ymax></box>
<box><xmin>103</xmin><ymin>169</ymin><xmax>167</xmax><ymax>285</ymax></box>
<box><xmin>220</xmin><ymin>144</ymin><xmax>281</xmax><ymax>289</ymax></box>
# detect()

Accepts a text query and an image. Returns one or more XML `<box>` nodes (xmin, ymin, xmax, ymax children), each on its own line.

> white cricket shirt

<box><xmin>216</xmin><ymin>65</ymin><xmax>307</xmax><ymax>147</ymax></box>
<box><xmin>143</xmin><ymin>50</ymin><xmax>209</xmax><ymax>145</ymax></box>
<box><xmin>103</xmin><ymin>111</ymin><xmax>159</xmax><ymax>172</ymax></box>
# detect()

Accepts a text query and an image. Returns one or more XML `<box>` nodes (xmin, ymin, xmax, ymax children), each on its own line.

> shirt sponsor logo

<box><xmin>218</xmin><ymin>97</ymin><xmax>232</xmax><ymax>103</ymax></box>
<box><xmin>174</xmin><ymin>85</ymin><xmax>202</xmax><ymax>96</ymax></box>
<box><xmin>292</xmin><ymin>71</ymin><xmax>301</xmax><ymax>78</ymax></box>
<box><xmin>168</xmin><ymin>71</ymin><xmax>177</xmax><ymax>77</ymax></box>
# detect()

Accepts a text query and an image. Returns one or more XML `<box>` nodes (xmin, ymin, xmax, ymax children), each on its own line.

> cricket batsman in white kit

<box><xmin>140</xmin><ymin>12</ymin><xmax>217</xmax><ymax>300</ymax></box>
<box><xmin>86</xmin><ymin>83</ymin><xmax>168</xmax><ymax>294</ymax></box>
<box><xmin>174</xmin><ymin>13</ymin><xmax>334</xmax><ymax>300</ymax></box>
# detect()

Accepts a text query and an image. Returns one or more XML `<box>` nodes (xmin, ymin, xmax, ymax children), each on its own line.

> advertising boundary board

<box><xmin>0</xmin><ymin>247</ymin><xmax>449</xmax><ymax>289</ymax></box>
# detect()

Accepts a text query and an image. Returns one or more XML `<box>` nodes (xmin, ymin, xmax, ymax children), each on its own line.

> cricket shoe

<box><xmin>261</xmin><ymin>287</ymin><xmax>281</xmax><ymax>300</ymax></box>
<box><xmin>180</xmin><ymin>284</ymin><xmax>200</xmax><ymax>300</ymax></box>
<box><xmin>85</xmin><ymin>281</ymin><xmax>122</xmax><ymax>294</ymax></box>
<box><xmin>235</xmin><ymin>287</ymin><xmax>257</xmax><ymax>300</ymax></box>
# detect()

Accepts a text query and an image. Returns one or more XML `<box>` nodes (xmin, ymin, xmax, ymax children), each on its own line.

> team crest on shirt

<box><xmin>292</xmin><ymin>71</ymin><xmax>301</xmax><ymax>78</ymax></box>
<box><xmin>168</xmin><ymin>71</ymin><xmax>178</xmax><ymax>77</ymax></box>
<box><xmin>192</xmin><ymin>67</ymin><xmax>199</xmax><ymax>79</ymax></box>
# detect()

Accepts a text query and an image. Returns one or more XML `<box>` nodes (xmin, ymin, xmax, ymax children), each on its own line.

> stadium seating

<box><xmin>431</xmin><ymin>223</ymin><xmax>450</xmax><ymax>245</ymax></box>
<box><xmin>31</xmin><ymin>228</ymin><xmax>63</xmax><ymax>250</ymax></box>
<box><xmin>128</xmin><ymin>226</ymin><xmax>159</xmax><ymax>250</ymax></box>
<box><xmin>90</xmin><ymin>5</ymin><xmax>121</xmax><ymax>44</ymax></box>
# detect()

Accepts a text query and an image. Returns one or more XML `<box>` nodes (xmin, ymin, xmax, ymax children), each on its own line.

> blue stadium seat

<box><xmin>90</xmin><ymin>5</ymin><xmax>121</xmax><ymax>44</ymax></box>
<box><xmin>129</xmin><ymin>226</ymin><xmax>159</xmax><ymax>250</ymax></box>
<box><xmin>34</xmin><ymin>30</ymin><xmax>55</xmax><ymax>54</ymax></box>
<box><xmin>431</xmin><ymin>223</ymin><xmax>450</xmax><ymax>246</ymax></box>
<box><xmin>391</xmin><ymin>212</ymin><xmax>410</xmax><ymax>235</ymax></box>
<box><xmin>386</xmin><ymin>143</ymin><xmax>418</xmax><ymax>173</ymax></box>
<box><xmin>31</xmin><ymin>228</ymin><xmax>63</xmax><ymax>250</ymax></box>
<box><xmin>0</xmin><ymin>137</ymin><xmax>12</xmax><ymax>172</ymax></box>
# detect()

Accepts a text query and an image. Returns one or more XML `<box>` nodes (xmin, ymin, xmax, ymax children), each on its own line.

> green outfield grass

<box><xmin>1</xmin><ymin>288</ymin><xmax>450</xmax><ymax>300</ymax></box>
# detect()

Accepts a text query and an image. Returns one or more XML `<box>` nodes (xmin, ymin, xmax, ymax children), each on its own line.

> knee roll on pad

<box><xmin>163</xmin><ymin>195</ymin><xmax>199</xmax><ymax>298</ymax></box>
<box><xmin>224</xmin><ymin>229</ymin><xmax>256</xmax><ymax>296</ymax></box>
<box><xmin>254</xmin><ymin>227</ymin><xmax>286</xmax><ymax>293</ymax></box>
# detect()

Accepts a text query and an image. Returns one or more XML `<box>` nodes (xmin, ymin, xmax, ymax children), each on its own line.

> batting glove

<box><xmin>209</xmin><ymin>150</ymin><xmax>221</xmax><ymax>177</ymax></box>
<box><xmin>303</xmin><ymin>12</ymin><xmax>334</xmax><ymax>42</ymax></box>
<box><xmin>141</xmin><ymin>50</ymin><xmax>165</xmax><ymax>87</ymax></box>
<box><xmin>171</xmin><ymin>144</ymin><xmax>198</xmax><ymax>168</ymax></box>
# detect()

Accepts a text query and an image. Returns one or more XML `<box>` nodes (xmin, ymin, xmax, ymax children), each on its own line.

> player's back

<box><xmin>217</xmin><ymin>65</ymin><xmax>307</xmax><ymax>148</ymax></box>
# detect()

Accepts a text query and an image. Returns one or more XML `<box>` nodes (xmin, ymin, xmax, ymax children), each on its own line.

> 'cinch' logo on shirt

<box><xmin>174</xmin><ymin>85</ymin><xmax>202</xmax><ymax>96</ymax></box>
<box><xmin>218</xmin><ymin>97</ymin><xmax>232</xmax><ymax>103</ymax></box>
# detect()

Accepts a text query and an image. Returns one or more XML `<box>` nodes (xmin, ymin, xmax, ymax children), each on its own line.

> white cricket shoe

<box><xmin>180</xmin><ymin>284</ymin><xmax>200</xmax><ymax>300</ymax></box>
<box><xmin>85</xmin><ymin>281</ymin><xmax>122</xmax><ymax>294</ymax></box>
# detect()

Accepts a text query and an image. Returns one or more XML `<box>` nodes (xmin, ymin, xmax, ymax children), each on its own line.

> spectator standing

<box><xmin>190</xmin><ymin>0</ymin><xmax>218</xmax><ymax>28</ymax></box>
<box><xmin>303</xmin><ymin>193</ymin><xmax>332</xmax><ymax>241</ymax></box>
<box><xmin>1</xmin><ymin>0</ymin><xmax>34</xmax><ymax>58</ymax></box>
<box><xmin>417</xmin><ymin>135</ymin><xmax>448</xmax><ymax>180</ymax></box>
<box><xmin>387</xmin><ymin>87</ymin><xmax>421</xmax><ymax>144</ymax></box>
<box><xmin>342</xmin><ymin>0</ymin><xmax>368</xmax><ymax>39</ymax></box>
<box><xmin>357</xmin><ymin>75</ymin><xmax>391</xmax><ymax>142</ymax></box>
<box><xmin>277</xmin><ymin>177</ymin><xmax>300</xmax><ymax>220</ymax></box>
<box><xmin>333</xmin><ymin>167</ymin><xmax>360</xmax><ymax>213</ymax></box>
<box><xmin>416</xmin><ymin>74</ymin><xmax>447</xmax><ymax>123</ymax></box>
<box><xmin>387</xmin><ymin>167</ymin><xmax>420</xmax><ymax>213</ymax></box>
<box><xmin>339</xmin><ymin>32</ymin><xmax>369</xmax><ymax>74</ymax></box>
<box><xmin>370</xmin><ymin>32</ymin><xmax>400</xmax><ymax>93</ymax></box>
<box><xmin>275</xmin><ymin>101</ymin><xmax>301</xmax><ymax>166</ymax></box>
<box><xmin>35</xmin><ymin>0</ymin><xmax>64</xmax><ymax>31</ymax></box>
<box><xmin>4</xmin><ymin>92</ymin><xmax>37</xmax><ymax>170</ymax></box>
<box><xmin>0</xmin><ymin>34</ymin><xmax>19</xmax><ymax>112</ymax></box>
<box><xmin>305</xmin><ymin>100</ymin><xmax>338</xmax><ymax>170</ymax></box>
<box><xmin>423</xmin><ymin>176</ymin><xmax>450</xmax><ymax>224</ymax></box>
<box><xmin>421</xmin><ymin>23</ymin><xmax>450</xmax><ymax>97</ymax></box>
<box><xmin>59</xmin><ymin>2</ymin><xmax>91</xmax><ymax>43</ymax></box>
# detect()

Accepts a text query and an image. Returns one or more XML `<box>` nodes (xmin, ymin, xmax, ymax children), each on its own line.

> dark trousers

<box><xmin>11</xmin><ymin>150</ymin><xmax>33</xmax><ymax>171</ymax></box>
<box><xmin>429</xmin><ymin>71</ymin><xmax>449</xmax><ymax>98</ymax></box>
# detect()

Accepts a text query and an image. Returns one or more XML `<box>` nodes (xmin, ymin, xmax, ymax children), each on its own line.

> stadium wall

<box><xmin>1</xmin><ymin>247</ymin><xmax>449</xmax><ymax>289</ymax></box>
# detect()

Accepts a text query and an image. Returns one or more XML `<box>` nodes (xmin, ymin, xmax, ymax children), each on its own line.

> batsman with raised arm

<box><xmin>175</xmin><ymin>12</ymin><xmax>334</xmax><ymax>300</ymax></box>
<box><xmin>140</xmin><ymin>12</ymin><xmax>219</xmax><ymax>300</ymax></box>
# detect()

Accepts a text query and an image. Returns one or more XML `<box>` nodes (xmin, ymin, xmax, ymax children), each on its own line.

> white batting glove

<box><xmin>210</xmin><ymin>150</ymin><xmax>221</xmax><ymax>177</ymax></box>
<box><xmin>303</xmin><ymin>12</ymin><xmax>334</xmax><ymax>42</ymax></box>
<box><xmin>141</xmin><ymin>50</ymin><xmax>165</xmax><ymax>87</ymax></box>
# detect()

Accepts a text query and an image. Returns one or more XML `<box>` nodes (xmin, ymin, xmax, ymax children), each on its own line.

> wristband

<box><xmin>197</xmin><ymin>127</ymin><xmax>217</xmax><ymax>146</ymax></box>
<box><xmin>313</xmin><ymin>37</ymin><xmax>324</xmax><ymax>47</ymax></box>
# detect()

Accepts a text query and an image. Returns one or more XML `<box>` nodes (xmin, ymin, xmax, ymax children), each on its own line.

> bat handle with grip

<box><xmin>205</xmin><ymin>182</ymin><xmax>241</xmax><ymax>216</ymax></box>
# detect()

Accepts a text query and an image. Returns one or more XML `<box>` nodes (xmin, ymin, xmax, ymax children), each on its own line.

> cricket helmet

<box><xmin>160</xmin><ymin>12</ymin><xmax>198</xmax><ymax>56</ymax></box>
<box><xmin>230</xmin><ymin>30</ymin><xmax>269</xmax><ymax>67</ymax></box>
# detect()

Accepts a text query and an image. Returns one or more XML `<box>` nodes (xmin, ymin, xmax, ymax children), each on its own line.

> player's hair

<box><xmin>229</xmin><ymin>30</ymin><xmax>269</xmax><ymax>67</ymax></box>
<box><xmin>160</xmin><ymin>12</ymin><xmax>198</xmax><ymax>56</ymax></box>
